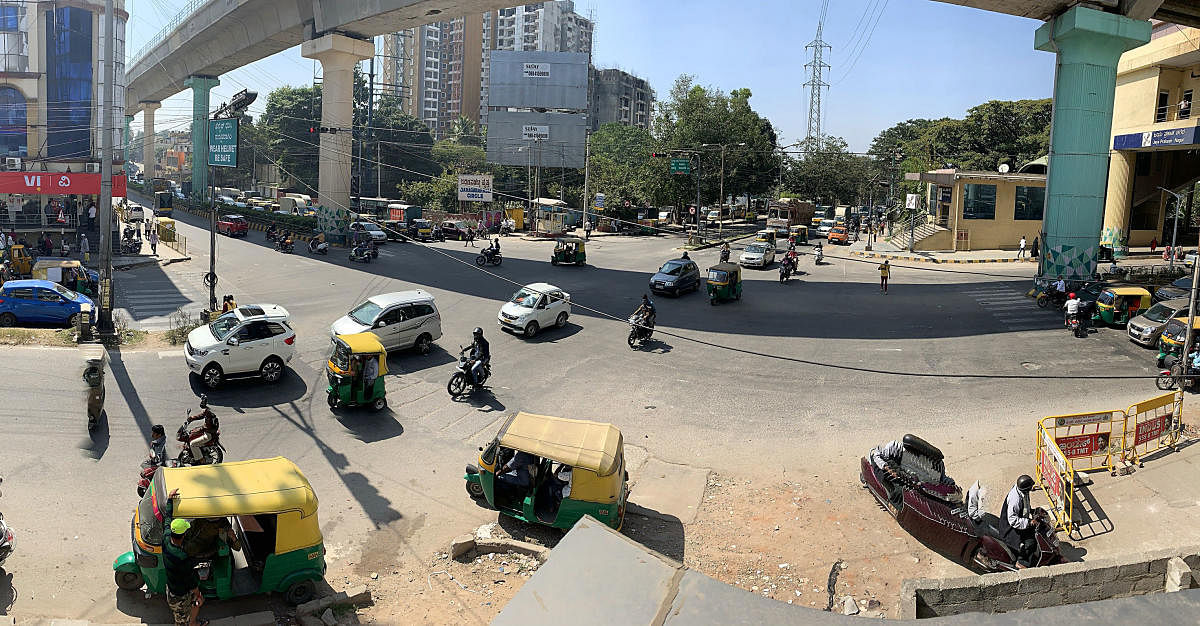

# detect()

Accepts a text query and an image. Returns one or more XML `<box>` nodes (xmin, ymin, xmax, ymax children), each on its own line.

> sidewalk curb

<box><xmin>850</xmin><ymin>250</ymin><xmax>1036</xmax><ymax>264</ymax></box>
<box><xmin>112</xmin><ymin>255</ymin><xmax>191</xmax><ymax>272</ymax></box>
<box><xmin>682</xmin><ymin>231</ymin><xmax>759</xmax><ymax>251</ymax></box>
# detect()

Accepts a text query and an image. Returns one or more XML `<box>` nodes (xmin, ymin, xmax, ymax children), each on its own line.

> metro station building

<box><xmin>1103</xmin><ymin>23</ymin><xmax>1200</xmax><ymax>254</ymax></box>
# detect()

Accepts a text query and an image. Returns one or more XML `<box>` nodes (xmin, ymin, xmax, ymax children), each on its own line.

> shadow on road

<box><xmin>388</xmin><ymin>344</ymin><xmax>456</xmax><ymax>375</ymax></box>
<box><xmin>454</xmin><ymin>387</ymin><xmax>506</xmax><ymax>413</ymax></box>
<box><xmin>623</xmin><ymin>507</ymin><xmax>686</xmax><ymax>562</ymax></box>
<box><xmin>333</xmin><ymin>406</ymin><xmax>405</xmax><ymax>444</ymax></box>
<box><xmin>115</xmin><ymin>588</ymin><xmax>264</xmax><ymax>624</ymax></box>
<box><xmin>108</xmin><ymin>348</ymin><xmax>154</xmax><ymax>439</ymax></box>
<box><xmin>0</xmin><ymin>568</ymin><xmax>15</xmax><ymax>614</ymax></box>
<box><xmin>78</xmin><ymin>409</ymin><xmax>110</xmax><ymax>459</ymax></box>
<box><xmin>188</xmin><ymin>368</ymin><xmax>308</xmax><ymax>409</ymax></box>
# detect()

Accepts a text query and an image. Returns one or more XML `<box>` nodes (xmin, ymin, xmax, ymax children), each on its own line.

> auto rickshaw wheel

<box><xmin>372</xmin><ymin>396</ymin><xmax>387</xmax><ymax>411</ymax></box>
<box><xmin>115</xmin><ymin>569</ymin><xmax>144</xmax><ymax>591</ymax></box>
<box><xmin>0</xmin><ymin>312</ymin><xmax>14</xmax><ymax>327</ymax></box>
<box><xmin>551</xmin><ymin>256</ymin><xmax>558</xmax><ymax>266</ymax></box>
<box><xmin>327</xmin><ymin>391</ymin><xmax>338</xmax><ymax>409</ymax></box>
<box><xmin>284</xmin><ymin>579</ymin><xmax>316</xmax><ymax>605</ymax></box>
<box><xmin>466</xmin><ymin>481</ymin><xmax>485</xmax><ymax>499</ymax></box>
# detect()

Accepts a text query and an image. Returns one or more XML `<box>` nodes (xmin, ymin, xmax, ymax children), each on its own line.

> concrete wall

<box><xmin>913</xmin><ymin>227</ymin><xmax>953</xmax><ymax>251</ymax></box>
<box><xmin>945</xmin><ymin>176</ymin><xmax>1046</xmax><ymax>251</ymax></box>
<box><xmin>900</xmin><ymin>546</ymin><xmax>1200</xmax><ymax>619</ymax></box>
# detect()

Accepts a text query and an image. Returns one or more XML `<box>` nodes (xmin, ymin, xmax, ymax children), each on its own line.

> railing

<box><xmin>0</xmin><ymin>211</ymin><xmax>79</xmax><ymax>230</ymax></box>
<box><xmin>129</xmin><ymin>0</ymin><xmax>207</xmax><ymax>64</ymax></box>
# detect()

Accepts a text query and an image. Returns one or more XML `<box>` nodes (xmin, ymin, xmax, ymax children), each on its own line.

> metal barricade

<box><xmin>1123</xmin><ymin>391</ymin><xmax>1183</xmax><ymax>466</ymax></box>
<box><xmin>1039</xmin><ymin>409</ymin><xmax>1125</xmax><ymax>475</ymax></box>
<box><xmin>1035</xmin><ymin>423</ymin><xmax>1075</xmax><ymax>534</ymax></box>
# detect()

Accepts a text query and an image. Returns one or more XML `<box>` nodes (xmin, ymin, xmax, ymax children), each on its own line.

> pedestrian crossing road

<box><xmin>963</xmin><ymin>284</ymin><xmax>1060</xmax><ymax>331</ymax></box>
<box><xmin>114</xmin><ymin>268</ymin><xmax>209</xmax><ymax>330</ymax></box>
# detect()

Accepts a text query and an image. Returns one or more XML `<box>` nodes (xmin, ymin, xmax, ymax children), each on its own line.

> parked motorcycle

<box><xmin>0</xmin><ymin>477</ymin><xmax>12</xmax><ymax>569</ymax></box>
<box><xmin>308</xmin><ymin>239</ymin><xmax>329</xmax><ymax>255</ymax></box>
<box><xmin>627</xmin><ymin>313</ymin><xmax>654</xmax><ymax>349</ymax></box>
<box><xmin>121</xmin><ymin>236</ymin><xmax>142</xmax><ymax>254</ymax></box>
<box><xmin>176</xmin><ymin>397</ymin><xmax>224</xmax><ymax>466</ymax></box>
<box><xmin>1157</xmin><ymin>361</ymin><xmax>1197</xmax><ymax>391</ymax></box>
<box><xmin>349</xmin><ymin>244</ymin><xmax>372</xmax><ymax>263</ymax></box>
<box><xmin>860</xmin><ymin>435</ymin><xmax>1065</xmax><ymax>573</ymax></box>
<box><xmin>475</xmin><ymin>249</ymin><xmax>503</xmax><ymax>266</ymax></box>
<box><xmin>447</xmin><ymin>346</ymin><xmax>490</xmax><ymax>397</ymax></box>
<box><xmin>500</xmin><ymin>222</ymin><xmax>514</xmax><ymax>236</ymax></box>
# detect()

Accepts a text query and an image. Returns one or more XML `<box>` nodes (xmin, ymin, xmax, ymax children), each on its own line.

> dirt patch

<box><xmin>0</xmin><ymin>327</ymin><xmax>75</xmax><ymax>346</ymax></box>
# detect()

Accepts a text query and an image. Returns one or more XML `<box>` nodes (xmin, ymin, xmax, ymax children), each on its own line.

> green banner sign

<box><xmin>670</xmin><ymin>158</ymin><xmax>691</xmax><ymax>174</ymax></box>
<box><xmin>208</xmin><ymin>118</ymin><xmax>238</xmax><ymax>168</ymax></box>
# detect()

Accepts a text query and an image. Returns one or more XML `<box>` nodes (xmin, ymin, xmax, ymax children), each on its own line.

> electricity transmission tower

<box><xmin>804</xmin><ymin>0</ymin><xmax>831</xmax><ymax>150</ymax></box>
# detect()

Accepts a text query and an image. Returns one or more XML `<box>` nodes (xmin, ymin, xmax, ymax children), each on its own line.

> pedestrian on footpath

<box><xmin>87</xmin><ymin>200</ymin><xmax>96</xmax><ymax>230</ymax></box>
<box><xmin>1150</xmin><ymin>237</ymin><xmax>1158</xmax><ymax>253</ymax></box>
<box><xmin>79</xmin><ymin>232</ymin><xmax>90</xmax><ymax>263</ymax></box>
<box><xmin>879</xmin><ymin>259</ymin><xmax>890</xmax><ymax>294</ymax></box>
<box><xmin>0</xmin><ymin>230</ymin><xmax>8</xmax><ymax>260</ymax></box>
<box><xmin>149</xmin><ymin>226</ymin><xmax>159</xmax><ymax>256</ymax></box>
<box><xmin>1017</xmin><ymin>235</ymin><xmax>1027</xmax><ymax>259</ymax></box>
<box><xmin>1031</xmin><ymin>235</ymin><xmax>1039</xmax><ymax>259</ymax></box>
<box><xmin>584</xmin><ymin>219</ymin><xmax>592</xmax><ymax>240</ymax></box>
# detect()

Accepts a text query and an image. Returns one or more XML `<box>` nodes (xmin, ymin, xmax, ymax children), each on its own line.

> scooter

<box><xmin>349</xmin><ymin>244</ymin><xmax>372</xmax><ymax>263</ymax></box>
<box><xmin>308</xmin><ymin>239</ymin><xmax>329</xmax><ymax>255</ymax></box>
<box><xmin>1036</xmin><ymin>288</ymin><xmax>1068</xmax><ymax>309</ymax></box>
<box><xmin>860</xmin><ymin>435</ymin><xmax>1065</xmax><ymax>573</ymax></box>
<box><xmin>0</xmin><ymin>477</ymin><xmax>12</xmax><ymax>569</ymax></box>
<box><xmin>719</xmin><ymin>247</ymin><xmax>731</xmax><ymax>263</ymax></box>
<box><xmin>176</xmin><ymin>397</ymin><xmax>224</xmax><ymax>466</ymax></box>
<box><xmin>627</xmin><ymin>313</ymin><xmax>654</xmax><ymax>349</ymax></box>
<box><xmin>447</xmin><ymin>346</ymin><xmax>490</xmax><ymax>397</ymax></box>
<box><xmin>121</xmin><ymin>236</ymin><xmax>142</xmax><ymax>254</ymax></box>
<box><xmin>814</xmin><ymin>245</ymin><xmax>824</xmax><ymax>265</ymax></box>
<box><xmin>275</xmin><ymin>238</ymin><xmax>294</xmax><ymax>253</ymax></box>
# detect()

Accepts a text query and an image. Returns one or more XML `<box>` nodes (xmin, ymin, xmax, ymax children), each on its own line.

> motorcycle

<box><xmin>1157</xmin><ymin>360</ymin><xmax>1198</xmax><ymax>390</ymax></box>
<box><xmin>349</xmin><ymin>245</ymin><xmax>372</xmax><ymax>263</ymax></box>
<box><xmin>121</xmin><ymin>236</ymin><xmax>142</xmax><ymax>254</ymax></box>
<box><xmin>475</xmin><ymin>249</ymin><xmax>503</xmax><ymax>266</ymax></box>
<box><xmin>500</xmin><ymin>222</ymin><xmax>514</xmax><ymax>236</ymax></box>
<box><xmin>719</xmin><ymin>247</ymin><xmax>731</xmax><ymax>263</ymax></box>
<box><xmin>814</xmin><ymin>246</ymin><xmax>824</xmax><ymax>265</ymax></box>
<box><xmin>308</xmin><ymin>239</ymin><xmax>329</xmax><ymax>255</ymax></box>
<box><xmin>779</xmin><ymin>257</ymin><xmax>796</xmax><ymax>283</ymax></box>
<box><xmin>860</xmin><ymin>435</ymin><xmax>1065</xmax><ymax>573</ymax></box>
<box><xmin>1036</xmin><ymin>287</ymin><xmax>1067</xmax><ymax>309</ymax></box>
<box><xmin>136</xmin><ymin>453</ymin><xmax>177</xmax><ymax>497</ymax></box>
<box><xmin>627</xmin><ymin>313</ymin><xmax>654</xmax><ymax>349</ymax></box>
<box><xmin>176</xmin><ymin>397</ymin><xmax>225</xmax><ymax>466</ymax></box>
<box><xmin>0</xmin><ymin>477</ymin><xmax>11</xmax><ymax>569</ymax></box>
<box><xmin>447</xmin><ymin>346</ymin><xmax>490</xmax><ymax>397</ymax></box>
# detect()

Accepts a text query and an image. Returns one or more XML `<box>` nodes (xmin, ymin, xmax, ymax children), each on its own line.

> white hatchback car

<box><xmin>739</xmin><ymin>242</ymin><xmax>776</xmax><ymax>268</ymax></box>
<box><xmin>330</xmin><ymin>290</ymin><xmax>442</xmax><ymax>353</ymax></box>
<box><xmin>350</xmin><ymin>221</ymin><xmax>388</xmax><ymax>243</ymax></box>
<box><xmin>498</xmin><ymin>283</ymin><xmax>571</xmax><ymax>338</ymax></box>
<box><xmin>185</xmin><ymin>304</ymin><xmax>296</xmax><ymax>389</ymax></box>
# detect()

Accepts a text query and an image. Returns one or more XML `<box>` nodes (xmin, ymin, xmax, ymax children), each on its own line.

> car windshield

<box><xmin>658</xmin><ymin>261</ymin><xmax>685</xmax><ymax>276</ymax></box>
<box><xmin>348</xmin><ymin>300</ymin><xmax>383</xmax><ymax>325</ymax></box>
<box><xmin>510</xmin><ymin>287</ymin><xmax>541</xmax><ymax>307</ymax></box>
<box><xmin>364</xmin><ymin>223</ymin><xmax>383</xmax><ymax>231</ymax></box>
<box><xmin>745</xmin><ymin>244</ymin><xmax>766</xmax><ymax>253</ymax></box>
<box><xmin>832</xmin><ymin>228</ymin><xmax>845</xmax><ymax>234</ymax></box>
<box><xmin>207</xmin><ymin>311</ymin><xmax>242</xmax><ymax>340</ymax></box>
<box><xmin>1143</xmin><ymin>303</ymin><xmax>1178</xmax><ymax>323</ymax></box>
<box><xmin>1172</xmin><ymin>277</ymin><xmax>1193</xmax><ymax>289</ymax></box>
<box><xmin>50</xmin><ymin>282</ymin><xmax>79</xmax><ymax>300</ymax></box>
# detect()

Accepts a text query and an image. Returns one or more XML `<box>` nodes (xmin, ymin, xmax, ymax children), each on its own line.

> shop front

<box><xmin>0</xmin><ymin>172</ymin><xmax>127</xmax><ymax>251</ymax></box>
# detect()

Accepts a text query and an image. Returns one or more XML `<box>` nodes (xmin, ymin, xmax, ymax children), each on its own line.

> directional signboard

<box><xmin>208</xmin><ymin>118</ymin><xmax>238</xmax><ymax>168</ymax></box>
<box><xmin>457</xmin><ymin>174</ymin><xmax>494</xmax><ymax>202</ymax></box>
<box><xmin>670</xmin><ymin>158</ymin><xmax>691</xmax><ymax>174</ymax></box>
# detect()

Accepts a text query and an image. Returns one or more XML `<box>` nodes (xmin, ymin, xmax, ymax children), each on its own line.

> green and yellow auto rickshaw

<box><xmin>706</xmin><ymin>261</ymin><xmax>742</xmax><ymax>305</ymax></box>
<box><xmin>1157</xmin><ymin>316</ymin><xmax>1200</xmax><ymax>366</ymax></box>
<box><xmin>33</xmin><ymin>259</ymin><xmax>97</xmax><ymax>297</ymax></box>
<box><xmin>789</xmin><ymin>225</ymin><xmax>809</xmax><ymax>245</ymax></box>
<box><xmin>113</xmin><ymin>457</ymin><xmax>326</xmax><ymax>606</ymax></box>
<box><xmin>551</xmin><ymin>236</ymin><xmax>586</xmax><ymax>266</ymax></box>
<box><xmin>326</xmin><ymin>333</ymin><xmax>388</xmax><ymax>411</ymax></box>
<box><xmin>1093</xmin><ymin>286</ymin><xmax>1151</xmax><ymax>327</ymax></box>
<box><xmin>465</xmin><ymin>412</ymin><xmax>628</xmax><ymax>530</ymax></box>
<box><xmin>754</xmin><ymin>229</ymin><xmax>777</xmax><ymax>247</ymax></box>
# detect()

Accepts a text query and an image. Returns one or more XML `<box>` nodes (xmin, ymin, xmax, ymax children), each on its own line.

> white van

<box><xmin>329</xmin><ymin>290</ymin><xmax>442</xmax><ymax>354</ymax></box>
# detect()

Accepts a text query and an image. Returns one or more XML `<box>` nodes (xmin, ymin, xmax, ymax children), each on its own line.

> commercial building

<box><xmin>588</xmin><ymin>67</ymin><xmax>654</xmax><ymax>132</ymax></box>
<box><xmin>1102</xmin><ymin>22</ymin><xmax>1200</xmax><ymax>255</ymax></box>
<box><xmin>0</xmin><ymin>0</ymin><xmax>128</xmax><ymax>241</ymax></box>
<box><xmin>907</xmin><ymin>166</ymin><xmax>1047</xmax><ymax>251</ymax></box>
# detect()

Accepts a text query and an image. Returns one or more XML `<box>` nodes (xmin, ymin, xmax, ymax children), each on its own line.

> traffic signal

<box><xmin>308</xmin><ymin>126</ymin><xmax>340</xmax><ymax>134</ymax></box>
<box><xmin>309</xmin><ymin>126</ymin><xmax>317</xmax><ymax>134</ymax></box>
<box><xmin>650</xmin><ymin>152</ymin><xmax>668</xmax><ymax>158</ymax></box>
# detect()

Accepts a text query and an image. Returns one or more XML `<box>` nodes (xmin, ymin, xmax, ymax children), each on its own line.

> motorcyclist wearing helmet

<box><xmin>1064</xmin><ymin>292</ymin><xmax>1081</xmax><ymax>326</ymax></box>
<box><xmin>184</xmin><ymin>395</ymin><xmax>218</xmax><ymax>462</ymax></box>
<box><xmin>999</xmin><ymin>474</ymin><xmax>1037</xmax><ymax>565</ymax></box>
<box><xmin>469</xmin><ymin>327</ymin><xmax>490</xmax><ymax>385</ymax></box>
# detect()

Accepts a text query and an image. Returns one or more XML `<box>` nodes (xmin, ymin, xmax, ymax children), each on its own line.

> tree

<box><xmin>397</xmin><ymin>172</ymin><xmax>457</xmax><ymax>211</ymax></box>
<box><xmin>258</xmin><ymin>85</ymin><xmax>323</xmax><ymax>194</ymax></box>
<box><xmin>447</xmin><ymin>115</ymin><xmax>482</xmax><ymax>147</ymax></box>
<box><xmin>586</xmin><ymin>123</ymin><xmax>661</xmax><ymax>211</ymax></box>
<box><xmin>782</xmin><ymin>136</ymin><xmax>868</xmax><ymax>206</ymax></box>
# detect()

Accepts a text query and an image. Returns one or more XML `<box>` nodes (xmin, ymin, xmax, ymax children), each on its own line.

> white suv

<box><xmin>497</xmin><ymin>283</ymin><xmax>571</xmax><ymax>338</ymax></box>
<box><xmin>185</xmin><ymin>304</ymin><xmax>296</xmax><ymax>389</ymax></box>
<box><xmin>330</xmin><ymin>290</ymin><xmax>442</xmax><ymax>353</ymax></box>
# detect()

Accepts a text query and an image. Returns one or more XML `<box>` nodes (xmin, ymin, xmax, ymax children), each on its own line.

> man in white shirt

<box><xmin>87</xmin><ymin>202</ymin><xmax>97</xmax><ymax>230</ymax></box>
<box><xmin>1018</xmin><ymin>236</ymin><xmax>1027</xmax><ymax>259</ymax></box>
<box><xmin>1064</xmin><ymin>292</ymin><xmax>1080</xmax><ymax>326</ymax></box>
<box><xmin>1052</xmin><ymin>276</ymin><xmax>1066</xmax><ymax>294</ymax></box>
<box><xmin>999</xmin><ymin>475</ymin><xmax>1036</xmax><ymax>565</ymax></box>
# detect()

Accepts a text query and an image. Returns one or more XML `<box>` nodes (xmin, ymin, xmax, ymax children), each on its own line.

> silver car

<box><xmin>1128</xmin><ymin>298</ymin><xmax>1189</xmax><ymax>346</ymax></box>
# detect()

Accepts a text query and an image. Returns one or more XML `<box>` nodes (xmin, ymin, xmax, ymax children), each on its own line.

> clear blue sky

<box><xmin>126</xmin><ymin>0</ymin><xmax>1055</xmax><ymax>152</ymax></box>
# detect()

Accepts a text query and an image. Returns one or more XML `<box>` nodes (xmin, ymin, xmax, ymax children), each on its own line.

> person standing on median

<box><xmin>879</xmin><ymin>259</ymin><xmax>890</xmax><ymax>294</ymax></box>
<box><xmin>1018</xmin><ymin>235</ymin><xmax>1027</xmax><ymax>259</ymax></box>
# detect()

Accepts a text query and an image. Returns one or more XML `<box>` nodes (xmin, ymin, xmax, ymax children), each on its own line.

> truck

<box><xmin>766</xmin><ymin>199</ymin><xmax>815</xmax><ymax>235</ymax></box>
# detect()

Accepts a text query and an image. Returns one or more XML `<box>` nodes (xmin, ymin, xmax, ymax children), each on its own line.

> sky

<box><xmin>125</xmin><ymin>0</ymin><xmax>1057</xmax><ymax>152</ymax></box>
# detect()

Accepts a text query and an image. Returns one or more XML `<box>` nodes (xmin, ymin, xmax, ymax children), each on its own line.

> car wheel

<box><xmin>68</xmin><ymin>313</ymin><xmax>79</xmax><ymax>327</ymax></box>
<box><xmin>259</xmin><ymin>356</ymin><xmax>284</xmax><ymax>383</ymax></box>
<box><xmin>525</xmin><ymin>321</ymin><xmax>539</xmax><ymax>338</ymax></box>
<box><xmin>0</xmin><ymin>312</ymin><xmax>15</xmax><ymax>327</ymax></box>
<box><xmin>556</xmin><ymin>312</ymin><xmax>568</xmax><ymax>328</ymax></box>
<box><xmin>201</xmin><ymin>364</ymin><xmax>223</xmax><ymax>389</ymax></box>
<box><xmin>414</xmin><ymin>333</ymin><xmax>433</xmax><ymax>355</ymax></box>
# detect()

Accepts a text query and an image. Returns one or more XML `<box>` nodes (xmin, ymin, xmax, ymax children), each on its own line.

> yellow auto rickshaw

<box><xmin>754</xmin><ymin>229</ymin><xmax>777</xmax><ymax>247</ymax></box>
<box><xmin>789</xmin><ymin>225</ymin><xmax>809</xmax><ymax>245</ymax></box>
<box><xmin>465</xmin><ymin>412</ymin><xmax>628</xmax><ymax>530</ymax></box>
<box><xmin>551</xmin><ymin>236</ymin><xmax>586</xmax><ymax>266</ymax></box>
<box><xmin>114</xmin><ymin>457</ymin><xmax>326</xmax><ymax>605</ymax></box>
<box><xmin>6</xmin><ymin>244</ymin><xmax>32</xmax><ymax>276</ymax></box>
<box><xmin>707</xmin><ymin>261</ymin><xmax>742</xmax><ymax>305</ymax></box>
<box><xmin>33</xmin><ymin>259</ymin><xmax>96</xmax><ymax>296</ymax></box>
<box><xmin>1093</xmin><ymin>286</ymin><xmax>1151</xmax><ymax>327</ymax></box>
<box><xmin>326</xmin><ymin>332</ymin><xmax>388</xmax><ymax>411</ymax></box>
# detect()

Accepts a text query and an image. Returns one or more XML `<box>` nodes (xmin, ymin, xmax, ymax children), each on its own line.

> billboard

<box><xmin>458</xmin><ymin>174</ymin><xmax>494</xmax><ymax>202</ymax></box>
<box><xmin>486</xmin><ymin>111</ymin><xmax>587</xmax><ymax>169</ymax></box>
<box><xmin>488</xmin><ymin>50</ymin><xmax>588</xmax><ymax>110</ymax></box>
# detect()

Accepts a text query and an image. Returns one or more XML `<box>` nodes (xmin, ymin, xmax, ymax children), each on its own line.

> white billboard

<box><xmin>457</xmin><ymin>174</ymin><xmax>494</xmax><ymax>202</ymax></box>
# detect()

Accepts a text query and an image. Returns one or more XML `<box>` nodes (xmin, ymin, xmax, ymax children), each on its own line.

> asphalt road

<box><xmin>0</xmin><ymin>207</ymin><xmax>1169</xmax><ymax>621</ymax></box>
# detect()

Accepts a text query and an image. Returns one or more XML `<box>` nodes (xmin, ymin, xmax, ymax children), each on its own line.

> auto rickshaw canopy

<box><xmin>554</xmin><ymin>236</ymin><xmax>585</xmax><ymax>247</ymax></box>
<box><xmin>498</xmin><ymin>412</ymin><xmax>622</xmax><ymax>476</ymax></box>
<box><xmin>707</xmin><ymin>262</ymin><xmax>741</xmax><ymax>285</ymax></box>
<box><xmin>157</xmin><ymin>457</ymin><xmax>321</xmax><ymax>554</ymax></box>
<box><xmin>330</xmin><ymin>332</ymin><xmax>389</xmax><ymax>376</ymax></box>
<box><xmin>754</xmin><ymin>230</ymin><xmax>776</xmax><ymax>242</ymax></box>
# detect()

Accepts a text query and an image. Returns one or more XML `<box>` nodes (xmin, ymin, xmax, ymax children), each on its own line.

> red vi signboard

<box><xmin>0</xmin><ymin>172</ymin><xmax>127</xmax><ymax>196</ymax></box>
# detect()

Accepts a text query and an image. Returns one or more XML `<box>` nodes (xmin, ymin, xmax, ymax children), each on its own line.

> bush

<box><xmin>166</xmin><ymin>308</ymin><xmax>205</xmax><ymax>345</ymax></box>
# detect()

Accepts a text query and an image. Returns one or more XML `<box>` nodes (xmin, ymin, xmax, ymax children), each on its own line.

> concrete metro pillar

<box><xmin>1101</xmin><ymin>149</ymin><xmax>1135</xmax><ymax>258</ymax></box>
<box><xmin>141</xmin><ymin>101</ymin><xmax>160</xmax><ymax>181</ymax></box>
<box><xmin>302</xmin><ymin>34</ymin><xmax>373</xmax><ymax>229</ymax></box>
<box><xmin>1034</xmin><ymin>6</ymin><xmax>1150</xmax><ymax>279</ymax></box>
<box><xmin>123</xmin><ymin>114</ymin><xmax>133</xmax><ymax>176</ymax></box>
<box><xmin>184</xmin><ymin>75</ymin><xmax>220</xmax><ymax>196</ymax></box>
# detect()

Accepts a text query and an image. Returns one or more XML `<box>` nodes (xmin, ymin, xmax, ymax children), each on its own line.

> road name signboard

<box><xmin>522</xmin><ymin>125</ymin><xmax>550</xmax><ymax>141</ymax></box>
<box><xmin>457</xmin><ymin>174</ymin><xmax>493</xmax><ymax>202</ymax></box>
<box><xmin>670</xmin><ymin>158</ymin><xmax>691</xmax><ymax>174</ymax></box>
<box><xmin>208</xmin><ymin>118</ymin><xmax>238</xmax><ymax>168</ymax></box>
<box><xmin>905</xmin><ymin>193</ymin><xmax>919</xmax><ymax>210</ymax></box>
